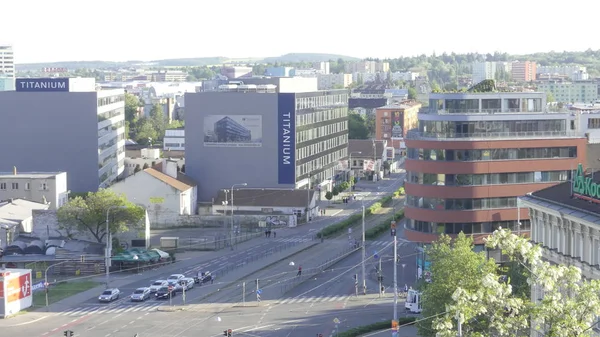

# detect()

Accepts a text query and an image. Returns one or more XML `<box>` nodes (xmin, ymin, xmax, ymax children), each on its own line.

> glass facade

<box><xmin>295</xmin><ymin>91</ymin><xmax>349</xmax><ymax>185</ymax></box>
<box><xmin>406</xmin><ymin>218</ymin><xmax>531</xmax><ymax>235</ymax></box>
<box><xmin>407</xmin><ymin>146</ymin><xmax>577</xmax><ymax>161</ymax></box>
<box><xmin>419</xmin><ymin>119</ymin><xmax>566</xmax><ymax>138</ymax></box>
<box><xmin>406</xmin><ymin>196</ymin><xmax>518</xmax><ymax>210</ymax></box>
<box><xmin>427</xmin><ymin>97</ymin><xmax>543</xmax><ymax>114</ymax></box>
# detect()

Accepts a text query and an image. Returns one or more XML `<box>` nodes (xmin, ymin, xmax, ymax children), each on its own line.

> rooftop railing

<box><xmin>419</xmin><ymin>108</ymin><xmax>563</xmax><ymax>115</ymax></box>
<box><xmin>406</xmin><ymin>129</ymin><xmax>581</xmax><ymax>140</ymax></box>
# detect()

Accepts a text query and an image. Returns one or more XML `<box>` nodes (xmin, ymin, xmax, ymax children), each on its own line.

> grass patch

<box><xmin>364</xmin><ymin>210</ymin><xmax>405</xmax><ymax>240</ymax></box>
<box><xmin>33</xmin><ymin>280</ymin><xmax>100</xmax><ymax>307</ymax></box>
<box><xmin>337</xmin><ymin>317</ymin><xmax>416</xmax><ymax>337</ymax></box>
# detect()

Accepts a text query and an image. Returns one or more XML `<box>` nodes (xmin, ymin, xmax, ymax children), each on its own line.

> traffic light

<box><xmin>80</xmin><ymin>255</ymin><xmax>85</xmax><ymax>263</ymax></box>
<box><xmin>63</xmin><ymin>331</ymin><xmax>74</xmax><ymax>337</ymax></box>
<box><xmin>223</xmin><ymin>329</ymin><xmax>232</xmax><ymax>336</ymax></box>
<box><xmin>391</xmin><ymin>229</ymin><xmax>396</xmax><ymax>236</ymax></box>
<box><xmin>378</xmin><ymin>275</ymin><xmax>384</xmax><ymax>282</ymax></box>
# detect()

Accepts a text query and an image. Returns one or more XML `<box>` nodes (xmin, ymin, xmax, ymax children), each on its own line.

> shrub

<box><xmin>325</xmin><ymin>191</ymin><xmax>333</xmax><ymax>201</ymax></box>
<box><xmin>332</xmin><ymin>186</ymin><xmax>340</xmax><ymax>196</ymax></box>
<box><xmin>337</xmin><ymin>317</ymin><xmax>416</xmax><ymax>337</ymax></box>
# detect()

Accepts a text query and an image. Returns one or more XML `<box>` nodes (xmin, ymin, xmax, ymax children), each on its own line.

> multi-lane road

<box><xmin>1</xmin><ymin>174</ymin><xmax>407</xmax><ymax>337</ymax></box>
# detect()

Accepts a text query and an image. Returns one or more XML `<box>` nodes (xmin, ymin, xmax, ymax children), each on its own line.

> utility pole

<box><xmin>378</xmin><ymin>257</ymin><xmax>383</xmax><ymax>297</ymax></box>
<box><xmin>457</xmin><ymin>311</ymin><xmax>463</xmax><ymax>337</ymax></box>
<box><xmin>361</xmin><ymin>205</ymin><xmax>366</xmax><ymax>295</ymax></box>
<box><xmin>256</xmin><ymin>279</ymin><xmax>260</xmax><ymax>305</ymax></box>
<box><xmin>242</xmin><ymin>281</ymin><xmax>246</xmax><ymax>306</ymax></box>
<box><xmin>393</xmin><ymin>232</ymin><xmax>398</xmax><ymax>331</ymax></box>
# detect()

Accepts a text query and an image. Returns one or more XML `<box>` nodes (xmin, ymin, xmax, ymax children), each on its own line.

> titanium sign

<box><xmin>573</xmin><ymin>164</ymin><xmax>600</xmax><ymax>204</ymax></box>
<box><xmin>16</xmin><ymin>78</ymin><xmax>69</xmax><ymax>92</ymax></box>
<box><xmin>277</xmin><ymin>93</ymin><xmax>296</xmax><ymax>184</ymax></box>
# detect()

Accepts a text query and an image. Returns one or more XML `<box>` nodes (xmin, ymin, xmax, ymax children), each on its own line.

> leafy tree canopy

<box><xmin>432</xmin><ymin>229</ymin><xmax>600</xmax><ymax>337</ymax></box>
<box><xmin>57</xmin><ymin>189</ymin><xmax>145</xmax><ymax>243</ymax></box>
<box><xmin>348</xmin><ymin>112</ymin><xmax>369</xmax><ymax>139</ymax></box>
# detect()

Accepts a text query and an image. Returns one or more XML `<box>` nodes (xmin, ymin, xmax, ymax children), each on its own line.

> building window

<box><xmin>25</xmin><ymin>183</ymin><xmax>30</xmax><ymax>190</ymax></box>
<box><xmin>11</xmin><ymin>183</ymin><xmax>18</xmax><ymax>190</ymax></box>
<box><xmin>0</xmin><ymin>183</ymin><xmax>5</xmax><ymax>190</ymax></box>
<box><xmin>40</xmin><ymin>183</ymin><xmax>48</xmax><ymax>190</ymax></box>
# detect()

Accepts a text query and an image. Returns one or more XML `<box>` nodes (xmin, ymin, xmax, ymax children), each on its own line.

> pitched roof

<box><xmin>143</xmin><ymin>168</ymin><xmax>196</xmax><ymax>192</ymax></box>
<box><xmin>348</xmin><ymin>139</ymin><xmax>386</xmax><ymax>160</ymax></box>
<box><xmin>214</xmin><ymin>189</ymin><xmax>315</xmax><ymax>208</ymax></box>
<box><xmin>0</xmin><ymin>199</ymin><xmax>50</xmax><ymax>225</ymax></box>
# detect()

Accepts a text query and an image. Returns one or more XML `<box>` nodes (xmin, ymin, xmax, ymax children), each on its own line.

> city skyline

<box><xmin>3</xmin><ymin>0</ymin><xmax>598</xmax><ymax>64</ymax></box>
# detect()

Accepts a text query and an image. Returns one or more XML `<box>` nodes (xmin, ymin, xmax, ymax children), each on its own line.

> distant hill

<box><xmin>262</xmin><ymin>53</ymin><xmax>360</xmax><ymax>63</ymax></box>
<box><xmin>16</xmin><ymin>53</ymin><xmax>361</xmax><ymax>71</ymax></box>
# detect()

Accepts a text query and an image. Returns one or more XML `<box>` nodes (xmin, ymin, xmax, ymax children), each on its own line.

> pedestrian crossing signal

<box><xmin>223</xmin><ymin>329</ymin><xmax>232</xmax><ymax>336</ymax></box>
<box><xmin>63</xmin><ymin>331</ymin><xmax>74</xmax><ymax>337</ymax></box>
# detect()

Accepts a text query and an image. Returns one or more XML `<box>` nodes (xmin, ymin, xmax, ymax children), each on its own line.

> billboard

<box><xmin>278</xmin><ymin>93</ymin><xmax>296</xmax><ymax>184</ymax></box>
<box><xmin>203</xmin><ymin>115</ymin><xmax>263</xmax><ymax>147</ymax></box>
<box><xmin>391</xmin><ymin>110</ymin><xmax>404</xmax><ymax>138</ymax></box>
<box><xmin>16</xmin><ymin>78</ymin><xmax>69</xmax><ymax>92</ymax></box>
<box><xmin>0</xmin><ymin>269</ymin><xmax>33</xmax><ymax>318</ymax></box>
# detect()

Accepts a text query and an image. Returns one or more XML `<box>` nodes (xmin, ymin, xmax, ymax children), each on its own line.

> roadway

<box><xmin>0</xmin><ymin>174</ymin><xmax>405</xmax><ymax>336</ymax></box>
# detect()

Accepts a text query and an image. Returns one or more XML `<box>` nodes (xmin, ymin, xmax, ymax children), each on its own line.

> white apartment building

<box><xmin>537</xmin><ymin>65</ymin><xmax>586</xmax><ymax>77</ymax></box>
<box><xmin>152</xmin><ymin>71</ymin><xmax>187</xmax><ymax>82</ymax></box>
<box><xmin>316</xmin><ymin>73</ymin><xmax>353</xmax><ymax>89</ymax></box>
<box><xmin>0</xmin><ymin>170</ymin><xmax>68</xmax><ymax>210</ymax></box>
<box><xmin>0</xmin><ymin>45</ymin><xmax>15</xmax><ymax>91</ymax></box>
<box><xmin>163</xmin><ymin>128</ymin><xmax>185</xmax><ymax>151</ymax></box>
<box><xmin>472</xmin><ymin>62</ymin><xmax>497</xmax><ymax>84</ymax></box>
<box><xmin>536</xmin><ymin>80</ymin><xmax>598</xmax><ymax>103</ymax></box>
<box><xmin>391</xmin><ymin>71</ymin><xmax>419</xmax><ymax>82</ymax></box>
<box><xmin>313</xmin><ymin>62</ymin><xmax>330</xmax><ymax>74</ymax></box>
<box><xmin>345</xmin><ymin>61</ymin><xmax>389</xmax><ymax>74</ymax></box>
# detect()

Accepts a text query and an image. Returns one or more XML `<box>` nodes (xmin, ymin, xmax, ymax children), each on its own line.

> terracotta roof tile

<box><xmin>144</xmin><ymin>168</ymin><xmax>196</xmax><ymax>192</ymax></box>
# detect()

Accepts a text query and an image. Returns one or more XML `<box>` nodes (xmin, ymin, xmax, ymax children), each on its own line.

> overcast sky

<box><xmin>3</xmin><ymin>0</ymin><xmax>598</xmax><ymax>64</ymax></box>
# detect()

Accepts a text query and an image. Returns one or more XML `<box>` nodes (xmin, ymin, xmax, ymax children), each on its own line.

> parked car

<box><xmin>179</xmin><ymin>278</ymin><xmax>194</xmax><ymax>291</ymax></box>
<box><xmin>166</xmin><ymin>274</ymin><xmax>185</xmax><ymax>282</ymax></box>
<box><xmin>149</xmin><ymin>280</ymin><xmax>168</xmax><ymax>293</ymax></box>
<box><xmin>130</xmin><ymin>287</ymin><xmax>151</xmax><ymax>302</ymax></box>
<box><xmin>98</xmin><ymin>288</ymin><xmax>120</xmax><ymax>303</ymax></box>
<box><xmin>194</xmin><ymin>271</ymin><xmax>212</xmax><ymax>284</ymax></box>
<box><xmin>155</xmin><ymin>286</ymin><xmax>177</xmax><ymax>299</ymax></box>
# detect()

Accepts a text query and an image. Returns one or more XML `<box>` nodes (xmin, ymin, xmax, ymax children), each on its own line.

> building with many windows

<box><xmin>536</xmin><ymin>80</ymin><xmax>598</xmax><ymax>104</ymax></box>
<box><xmin>0</xmin><ymin>45</ymin><xmax>15</xmax><ymax>91</ymax></box>
<box><xmin>185</xmin><ymin>81</ymin><xmax>349</xmax><ymax>212</ymax></box>
<box><xmin>403</xmin><ymin>91</ymin><xmax>587</xmax><ymax>250</ymax></box>
<box><xmin>472</xmin><ymin>62</ymin><xmax>497</xmax><ymax>85</ymax></box>
<box><xmin>0</xmin><ymin>78</ymin><xmax>125</xmax><ymax>192</ymax></box>
<box><xmin>512</xmin><ymin>61</ymin><xmax>537</xmax><ymax>82</ymax></box>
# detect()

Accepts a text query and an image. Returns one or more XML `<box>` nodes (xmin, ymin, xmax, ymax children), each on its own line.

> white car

<box><xmin>98</xmin><ymin>288</ymin><xmax>120</xmax><ymax>302</ymax></box>
<box><xmin>166</xmin><ymin>274</ymin><xmax>185</xmax><ymax>282</ymax></box>
<box><xmin>179</xmin><ymin>278</ymin><xmax>194</xmax><ymax>291</ymax></box>
<box><xmin>149</xmin><ymin>280</ymin><xmax>168</xmax><ymax>293</ymax></box>
<box><xmin>130</xmin><ymin>287</ymin><xmax>151</xmax><ymax>302</ymax></box>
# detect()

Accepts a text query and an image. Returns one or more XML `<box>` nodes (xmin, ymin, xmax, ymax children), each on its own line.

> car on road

<box><xmin>179</xmin><ymin>278</ymin><xmax>194</xmax><ymax>291</ymax></box>
<box><xmin>130</xmin><ymin>287</ymin><xmax>151</xmax><ymax>302</ymax></box>
<box><xmin>98</xmin><ymin>288</ymin><xmax>120</xmax><ymax>303</ymax></box>
<box><xmin>166</xmin><ymin>274</ymin><xmax>185</xmax><ymax>282</ymax></box>
<box><xmin>155</xmin><ymin>286</ymin><xmax>177</xmax><ymax>299</ymax></box>
<box><xmin>149</xmin><ymin>280</ymin><xmax>168</xmax><ymax>293</ymax></box>
<box><xmin>194</xmin><ymin>271</ymin><xmax>212</xmax><ymax>284</ymax></box>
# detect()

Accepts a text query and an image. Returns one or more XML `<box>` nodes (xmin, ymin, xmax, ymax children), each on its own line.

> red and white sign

<box><xmin>363</xmin><ymin>160</ymin><xmax>375</xmax><ymax>171</ymax></box>
<box><xmin>4</xmin><ymin>273</ymin><xmax>31</xmax><ymax>303</ymax></box>
<box><xmin>0</xmin><ymin>269</ymin><xmax>33</xmax><ymax>318</ymax></box>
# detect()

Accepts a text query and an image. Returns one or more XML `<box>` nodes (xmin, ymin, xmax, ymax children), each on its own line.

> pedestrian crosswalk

<box><xmin>369</xmin><ymin>241</ymin><xmax>392</xmax><ymax>247</ymax></box>
<box><xmin>57</xmin><ymin>302</ymin><xmax>161</xmax><ymax>316</ymax></box>
<box><xmin>276</xmin><ymin>295</ymin><xmax>352</xmax><ymax>304</ymax></box>
<box><xmin>276</xmin><ymin>237</ymin><xmax>312</xmax><ymax>243</ymax></box>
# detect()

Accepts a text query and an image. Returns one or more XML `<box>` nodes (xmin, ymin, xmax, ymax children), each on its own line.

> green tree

<box><xmin>167</xmin><ymin>120</ymin><xmax>184</xmax><ymax>129</ymax></box>
<box><xmin>348</xmin><ymin>112</ymin><xmax>369</xmax><ymax>139</ymax></box>
<box><xmin>408</xmin><ymin>87</ymin><xmax>417</xmax><ymax>100</ymax></box>
<box><xmin>418</xmin><ymin>233</ymin><xmax>497</xmax><ymax>337</ymax></box>
<box><xmin>125</xmin><ymin>93</ymin><xmax>141</xmax><ymax>122</ymax></box>
<box><xmin>56</xmin><ymin>189</ymin><xmax>145</xmax><ymax>243</ymax></box>
<box><xmin>546</xmin><ymin>91</ymin><xmax>556</xmax><ymax>103</ymax></box>
<box><xmin>134</xmin><ymin>117</ymin><xmax>158</xmax><ymax>145</ymax></box>
<box><xmin>433</xmin><ymin>228</ymin><xmax>600</xmax><ymax>337</ymax></box>
<box><xmin>150</xmin><ymin>104</ymin><xmax>167</xmax><ymax>139</ymax></box>
<box><xmin>332</xmin><ymin>186</ymin><xmax>340</xmax><ymax>198</ymax></box>
<box><xmin>325</xmin><ymin>191</ymin><xmax>333</xmax><ymax>201</ymax></box>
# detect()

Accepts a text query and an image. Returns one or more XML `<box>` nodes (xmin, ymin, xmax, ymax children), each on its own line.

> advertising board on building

<box><xmin>203</xmin><ymin>115</ymin><xmax>262</xmax><ymax>147</ymax></box>
<box><xmin>573</xmin><ymin>163</ymin><xmax>600</xmax><ymax>204</ymax></box>
<box><xmin>15</xmin><ymin>78</ymin><xmax>70</xmax><ymax>92</ymax></box>
<box><xmin>391</xmin><ymin>110</ymin><xmax>404</xmax><ymax>139</ymax></box>
<box><xmin>277</xmin><ymin>93</ymin><xmax>296</xmax><ymax>184</ymax></box>
<box><xmin>0</xmin><ymin>269</ymin><xmax>33</xmax><ymax>318</ymax></box>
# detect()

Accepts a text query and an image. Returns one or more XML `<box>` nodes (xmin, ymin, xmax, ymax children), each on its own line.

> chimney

<box><xmin>13</xmin><ymin>166</ymin><xmax>16</xmax><ymax>175</ymax></box>
<box><xmin>162</xmin><ymin>159</ymin><xmax>178</xmax><ymax>179</ymax></box>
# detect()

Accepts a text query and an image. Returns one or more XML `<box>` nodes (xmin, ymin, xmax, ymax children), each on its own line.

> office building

<box><xmin>404</xmin><ymin>91</ymin><xmax>586</xmax><ymax>250</ymax></box>
<box><xmin>152</xmin><ymin>70</ymin><xmax>187</xmax><ymax>82</ymax></box>
<box><xmin>536</xmin><ymin>80</ymin><xmax>598</xmax><ymax>103</ymax></box>
<box><xmin>472</xmin><ymin>62</ymin><xmax>497</xmax><ymax>85</ymax></box>
<box><xmin>520</xmin><ymin>165</ymin><xmax>600</xmax><ymax>336</ymax></box>
<box><xmin>512</xmin><ymin>61</ymin><xmax>537</xmax><ymax>82</ymax></box>
<box><xmin>0</xmin><ymin>45</ymin><xmax>15</xmax><ymax>91</ymax></box>
<box><xmin>185</xmin><ymin>82</ymin><xmax>349</xmax><ymax>204</ymax></box>
<box><xmin>0</xmin><ymin>78</ymin><xmax>125</xmax><ymax>192</ymax></box>
<box><xmin>163</xmin><ymin>128</ymin><xmax>185</xmax><ymax>151</ymax></box>
<box><xmin>0</xmin><ymin>170</ymin><xmax>68</xmax><ymax>210</ymax></box>
<box><xmin>537</xmin><ymin>65</ymin><xmax>586</xmax><ymax>78</ymax></box>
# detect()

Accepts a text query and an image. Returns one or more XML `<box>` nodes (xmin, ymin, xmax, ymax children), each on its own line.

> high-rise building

<box><xmin>0</xmin><ymin>45</ymin><xmax>15</xmax><ymax>91</ymax></box>
<box><xmin>0</xmin><ymin>78</ymin><xmax>125</xmax><ymax>192</ymax></box>
<box><xmin>472</xmin><ymin>62</ymin><xmax>497</xmax><ymax>85</ymax></box>
<box><xmin>185</xmin><ymin>81</ymin><xmax>349</xmax><ymax>205</ymax></box>
<box><xmin>404</xmin><ymin>91</ymin><xmax>586</xmax><ymax>254</ymax></box>
<box><xmin>512</xmin><ymin>61</ymin><xmax>537</xmax><ymax>82</ymax></box>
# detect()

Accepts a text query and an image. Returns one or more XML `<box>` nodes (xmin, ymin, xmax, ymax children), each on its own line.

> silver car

<box><xmin>98</xmin><ymin>288</ymin><xmax>120</xmax><ymax>303</ymax></box>
<box><xmin>130</xmin><ymin>287</ymin><xmax>151</xmax><ymax>302</ymax></box>
<box><xmin>149</xmin><ymin>280</ymin><xmax>168</xmax><ymax>293</ymax></box>
<box><xmin>179</xmin><ymin>278</ymin><xmax>194</xmax><ymax>291</ymax></box>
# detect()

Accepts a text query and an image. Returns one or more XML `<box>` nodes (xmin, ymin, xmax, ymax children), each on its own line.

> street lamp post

<box><xmin>361</xmin><ymin>204</ymin><xmax>366</xmax><ymax>295</ymax></box>
<box><xmin>349</xmin><ymin>151</ymin><xmax>362</xmax><ymax>189</ymax></box>
<box><xmin>307</xmin><ymin>171</ymin><xmax>312</xmax><ymax>223</ymax></box>
<box><xmin>44</xmin><ymin>260</ymin><xmax>72</xmax><ymax>309</ymax></box>
<box><xmin>230</xmin><ymin>183</ymin><xmax>248</xmax><ymax>250</ymax></box>
<box><xmin>105</xmin><ymin>205</ymin><xmax>126</xmax><ymax>288</ymax></box>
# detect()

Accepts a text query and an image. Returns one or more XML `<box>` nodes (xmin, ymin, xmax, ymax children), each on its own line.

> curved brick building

<box><xmin>404</xmin><ymin>91</ymin><xmax>587</xmax><ymax>249</ymax></box>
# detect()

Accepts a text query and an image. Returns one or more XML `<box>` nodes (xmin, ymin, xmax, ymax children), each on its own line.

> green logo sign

<box><xmin>573</xmin><ymin>164</ymin><xmax>600</xmax><ymax>200</ymax></box>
